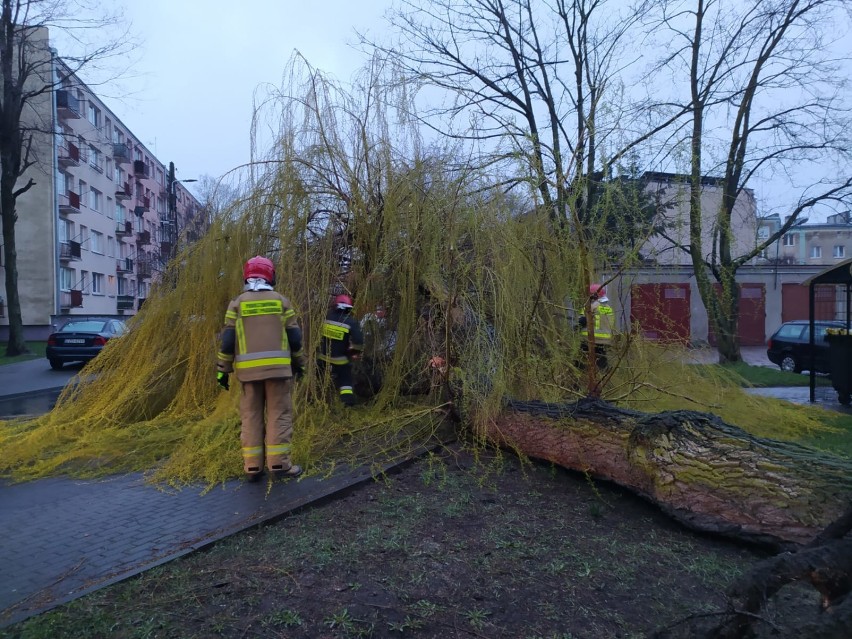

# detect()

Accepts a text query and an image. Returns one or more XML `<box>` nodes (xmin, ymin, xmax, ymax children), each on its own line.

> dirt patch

<box><xmin>7</xmin><ymin>446</ymin><xmax>774</xmax><ymax>639</ymax></box>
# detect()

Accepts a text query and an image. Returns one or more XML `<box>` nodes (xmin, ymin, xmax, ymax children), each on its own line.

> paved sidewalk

<box><xmin>0</xmin><ymin>456</ymin><xmax>431</xmax><ymax>629</ymax></box>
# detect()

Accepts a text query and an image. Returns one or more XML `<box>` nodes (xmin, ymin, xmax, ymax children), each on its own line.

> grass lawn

<box><xmin>0</xmin><ymin>341</ymin><xmax>47</xmax><ymax>366</ymax></box>
<box><xmin>701</xmin><ymin>361</ymin><xmax>832</xmax><ymax>387</ymax></box>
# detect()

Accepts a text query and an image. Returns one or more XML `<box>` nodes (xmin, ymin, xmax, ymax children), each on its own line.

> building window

<box><xmin>59</xmin><ymin>218</ymin><xmax>71</xmax><ymax>243</ymax></box>
<box><xmin>106</xmin><ymin>158</ymin><xmax>113</xmax><ymax>181</ymax></box>
<box><xmin>116</xmin><ymin>203</ymin><xmax>125</xmax><ymax>224</ymax></box>
<box><xmin>138</xmin><ymin>281</ymin><xmax>147</xmax><ymax>298</ymax></box>
<box><xmin>88</xmin><ymin>103</ymin><xmax>101</xmax><ymax>127</ymax></box>
<box><xmin>757</xmin><ymin>227</ymin><xmax>770</xmax><ymax>240</ymax></box>
<box><xmin>91</xmin><ymin>230</ymin><xmax>103</xmax><ymax>254</ymax></box>
<box><xmin>60</xmin><ymin>267</ymin><xmax>74</xmax><ymax>292</ymax></box>
<box><xmin>782</xmin><ymin>234</ymin><xmax>795</xmax><ymax>246</ymax></box>
<box><xmin>118</xmin><ymin>277</ymin><xmax>128</xmax><ymax>296</ymax></box>
<box><xmin>810</xmin><ymin>245</ymin><xmax>822</xmax><ymax>259</ymax></box>
<box><xmin>78</xmin><ymin>180</ymin><xmax>87</xmax><ymax>204</ymax></box>
<box><xmin>113</xmin><ymin>129</ymin><xmax>123</xmax><ymax>145</ymax></box>
<box><xmin>79</xmin><ymin>225</ymin><xmax>89</xmax><ymax>247</ymax></box>
<box><xmin>834</xmin><ymin>245</ymin><xmax>846</xmax><ymax>258</ymax></box>
<box><xmin>92</xmin><ymin>272</ymin><xmax>103</xmax><ymax>294</ymax></box>
<box><xmin>107</xmin><ymin>236</ymin><xmax>115</xmax><ymax>258</ymax></box>
<box><xmin>89</xmin><ymin>187</ymin><xmax>102</xmax><ymax>212</ymax></box>
<box><xmin>80</xmin><ymin>270</ymin><xmax>89</xmax><ymax>294</ymax></box>
<box><xmin>105</xmin><ymin>118</ymin><xmax>112</xmax><ymax>142</ymax></box>
<box><xmin>89</xmin><ymin>145</ymin><xmax>103</xmax><ymax>172</ymax></box>
<box><xmin>106</xmin><ymin>196</ymin><xmax>113</xmax><ymax>219</ymax></box>
<box><xmin>114</xmin><ymin>165</ymin><xmax>122</xmax><ymax>183</ymax></box>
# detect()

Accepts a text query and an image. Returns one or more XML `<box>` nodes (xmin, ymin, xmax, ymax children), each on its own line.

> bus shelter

<box><xmin>801</xmin><ymin>258</ymin><xmax>852</xmax><ymax>404</ymax></box>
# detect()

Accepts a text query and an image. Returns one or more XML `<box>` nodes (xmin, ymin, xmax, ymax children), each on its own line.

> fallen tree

<box><xmin>481</xmin><ymin>398</ymin><xmax>852</xmax><ymax>638</ymax></box>
<box><xmin>485</xmin><ymin>398</ymin><xmax>852</xmax><ymax>549</ymax></box>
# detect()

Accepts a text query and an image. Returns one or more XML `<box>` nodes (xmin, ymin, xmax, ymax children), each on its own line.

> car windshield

<box><xmin>60</xmin><ymin>321</ymin><xmax>108</xmax><ymax>333</ymax></box>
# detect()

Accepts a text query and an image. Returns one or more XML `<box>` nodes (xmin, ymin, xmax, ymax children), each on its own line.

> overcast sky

<box><xmin>59</xmin><ymin>0</ymin><xmax>849</xmax><ymax>220</ymax></box>
<box><xmin>85</xmin><ymin>1</ymin><xmax>394</xmax><ymax>189</ymax></box>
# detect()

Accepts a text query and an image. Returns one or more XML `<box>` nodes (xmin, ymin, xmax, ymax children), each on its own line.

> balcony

<box><xmin>56</xmin><ymin>90</ymin><xmax>81</xmax><ymax>119</ymax></box>
<box><xmin>116</xmin><ymin>220</ymin><xmax>133</xmax><ymax>237</ymax></box>
<box><xmin>60</xmin><ymin>289</ymin><xmax>84</xmax><ymax>309</ymax></box>
<box><xmin>159</xmin><ymin>241</ymin><xmax>173</xmax><ymax>259</ymax></box>
<box><xmin>117</xmin><ymin>295</ymin><xmax>135</xmax><ymax>311</ymax></box>
<box><xmin>133</xmin><ymin>160</ymin><xmax>150</xmax><ymax>178</ymax></box>
<box><xmin>58</xmin><ymin>142</ymin><xmax>80</xmax><ymax>169</ymax></box>
<box><xmin>137</xmin><ymin>260</ymin><xmax>152</xmax><ymax>279</ymax></box>
<box><xmin>115</xmin><ymin>182</ymin><xmax>131</xmax><ymax>200</ymax></box>
<box><xmin>59</xmin><ymin>241</ymin><xmax>82</xmax><ymax>262</ymax></box>
<box><xmin>113</xmin><ymin>143</ymin><xmax>132</xmax><ymax>164</ymax></box>
<box><xmin>136</xmin><ymin>230</ymin><xmax>151</xmax><ymax>246</ymax></box>
<box><xmin>116</xmin><ymin>257</ymin><xmax>134</xmax><ymax>274</ymax></box>
<box><xmin>58</xmin><ymin>191</ymin><xmax>81</xmax><ymax>215</ymax></box>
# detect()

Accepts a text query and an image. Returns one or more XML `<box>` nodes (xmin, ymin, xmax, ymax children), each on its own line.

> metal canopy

<box><xmin>801</xmin><ymin>257</ymin><xmax>852</xmax><ymax>286</ymax></box>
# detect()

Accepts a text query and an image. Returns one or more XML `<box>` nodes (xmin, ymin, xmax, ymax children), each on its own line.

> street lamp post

<box><xmin>166</xmin><ymin>161</ymin><xmax>197</xmax><ymax>260</ymax></box>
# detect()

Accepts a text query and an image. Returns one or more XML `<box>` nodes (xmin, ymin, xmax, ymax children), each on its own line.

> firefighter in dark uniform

<box><xmin>216</xmin><ymin>256</ymin><xmax>306</xmax><ymax>481</ymax></box>
<box><xmin>317</xmin><ymin>294</ymin><xmax>364</xmax><ymax>407</ymax></box>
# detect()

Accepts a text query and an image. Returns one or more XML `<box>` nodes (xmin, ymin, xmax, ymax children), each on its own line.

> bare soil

<box><xmin>6</xmin><ymin>445</ymin><xmax>809</xmax><ymax>639</ymax></box>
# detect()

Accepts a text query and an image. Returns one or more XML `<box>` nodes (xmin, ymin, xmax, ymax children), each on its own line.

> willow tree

<box><xmin>372</xmin><ymin>0</ymin><xmax>691</xmax><ymax>394</ymax></box>
<box><xmin>654</xmin><ymin>0</ymin><xmax>852</xmax><ymax>364</ymax></box>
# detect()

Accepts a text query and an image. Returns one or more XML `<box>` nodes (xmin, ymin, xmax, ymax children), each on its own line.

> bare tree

<box><xmin>0</xmin><ymin>0</ymin><xmax>131</xmax><ymax>356</ymax></box>
<box><xmin>371</xmin><ymin>0</ymin><xmax>690</xmax><ymax>394</ymax></box>
<box><xmin>655</xmin><ymin>0</ymin><xmax>852</xmax><ymax>363</ymax></box>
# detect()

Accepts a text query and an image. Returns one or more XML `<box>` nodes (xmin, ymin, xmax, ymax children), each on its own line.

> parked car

<box><xmin>46</xmin><ymin>318</ymin><xmax>127</xmax><ymax>370</ymax></box>
<box><xmin>766</xmin><ymin>320</ymin><xmax>846</xmax><ymax>374</ymax></box>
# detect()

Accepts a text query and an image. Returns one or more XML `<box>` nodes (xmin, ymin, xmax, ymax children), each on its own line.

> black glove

<box><xmin>217</xmin><ymin>371</ymin><xmax>230</xmax><ymax>391</ymax></box>
<box><xmin>291</xmin><ymin>364</ymin><xmax>304</xmax><ymax>381</ymax></box>
<box><xmin>577</xmin><ymin>315</ymin><xmax>587</xmax><ymax>328</ymax></box>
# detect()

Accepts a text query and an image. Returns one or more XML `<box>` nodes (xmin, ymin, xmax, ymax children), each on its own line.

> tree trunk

<box><xmin>487</xmin><ymin>398</ymin><xmax>852</xmax><ymax>548</ymax></box>
<box><xmin>1</xmin><ymin>192</ymin><xmax>29</xmax><ymax>357</ymax></box>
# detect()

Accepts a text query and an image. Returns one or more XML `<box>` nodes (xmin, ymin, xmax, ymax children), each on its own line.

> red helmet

<box><xmin>334</xmin><ymin>294</ymin><xmax>354</xmax><ymax>310</ymax></box>
<box><xmin>243</xmin><ymin>256</ymin><xmax>275</xmax><ymax>284</ymax></box>
<box><xmin>589</xmin><ymin>284</ymin><xmax>606</xmax><ymax>298</ymax></box>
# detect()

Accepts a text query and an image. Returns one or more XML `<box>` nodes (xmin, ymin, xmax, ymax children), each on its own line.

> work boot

<box><xmin>271</xmin><ymin>464</ymin><xmax>303</xmax><ymax>480</ymax></box>
<box><xmin>245</xmin><ymin>468</ymin><xmax>264</xmax><ymax>483</ymax></box>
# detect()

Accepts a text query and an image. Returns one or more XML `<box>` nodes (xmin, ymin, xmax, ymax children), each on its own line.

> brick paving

<box><xmin>0</xmin><ymin>455</ymin><xmax>425</xmax><ymax>629</ymax></box>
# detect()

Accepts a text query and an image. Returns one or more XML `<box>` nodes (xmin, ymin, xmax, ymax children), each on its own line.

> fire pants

<box><xmin>317</xmin><ymin>360</ymin><xmax>355</xmax><ymax>407</ymax></box>
<box><xmin>239</xmin><ymin>377</ymin><xmax>294</xmax><ymax>474</ymax></box>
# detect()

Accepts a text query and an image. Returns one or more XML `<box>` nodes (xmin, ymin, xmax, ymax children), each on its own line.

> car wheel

<box><xmin>49</xmin><ymin>358</ymin><xmax>64</xmax><ymax>370</ymax></box>
<box><xmin>779</xmin><ymin>354</ymin><xmax>800</xmax><ymax>373</ymax></box>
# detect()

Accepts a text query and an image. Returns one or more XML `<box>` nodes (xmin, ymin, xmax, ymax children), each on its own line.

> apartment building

<box><xmin>757</xmin><ymin>212</ymin><xmax>852</xmax><ymax>266</ymax></box>
<box><xmin>0</xmin><ymin>31</ymin><xmax>205</xmax><ymax>341</ymax></box>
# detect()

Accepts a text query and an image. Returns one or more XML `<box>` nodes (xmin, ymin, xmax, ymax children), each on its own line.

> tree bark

<box><xmin>487</xmin><ymin>398</ymin><xmax>852</xmax><ymax>548</ymax></box>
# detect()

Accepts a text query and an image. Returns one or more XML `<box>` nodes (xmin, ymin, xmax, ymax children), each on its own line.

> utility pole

<box><xmin>167</xmin><ymin>161</ymin><xmax>177</xmax><ymax>260</ymax></box>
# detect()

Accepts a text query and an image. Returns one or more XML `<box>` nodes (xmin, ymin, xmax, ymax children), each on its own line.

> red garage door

<box><xmin>630</xmin><ymin>283</ymin><xmax>691</xmax><ymax>343</ymax></box>
<box><xmin>708</xmin><ymin>283</ymin><xmax>765</xmax><ymax>346</ymax></box>
<box><xmin>781</xmin><ymin>283</ymin><xmax>836</xmax><ymax>322</ymax></box>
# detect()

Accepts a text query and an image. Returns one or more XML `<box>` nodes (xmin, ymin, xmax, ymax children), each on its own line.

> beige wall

<box><xmin>639</xmin><ymin>178</ymin><xmax>757</xmax><ymax>266</ymax></box>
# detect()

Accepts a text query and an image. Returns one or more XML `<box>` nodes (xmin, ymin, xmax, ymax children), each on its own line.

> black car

<box><xmin>766</xmin><ymin>320</ymin><xmax>846</xmax><ymax>374</ymax></box>
<box><xmin>46</xmin><ymin>318</ymin><xmax>127</xmax><ymax>370</ymax></box>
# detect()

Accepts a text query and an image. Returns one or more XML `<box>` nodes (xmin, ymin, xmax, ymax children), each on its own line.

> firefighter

<box><xmin>216</xmin><ymin>256</ymin><xmax>306</xmax><ymax>482</ymax></box>
<box><xmin>579</xmin><ymin>284</ymin><xmax>614</xmax><ymax>368</ymax></box>
<box><xmin>317</xmin><ymin>293</ymin><xmax>365</xmax><ymax>407</ymax></box>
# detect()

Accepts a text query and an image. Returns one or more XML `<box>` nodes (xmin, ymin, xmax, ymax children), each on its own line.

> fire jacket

<box><xmin>217</xmin><ymin>290</ymin><xmax>306</xmax><ymax>382</ymax></box>
<box><xmin>582</xmin><ymin>301</ymin><xmax>614</xmax><ymax>346</ymax></box>
<box><xmin>317</xmin><ymin>308</ymin><xmax>364</xmax><ymax>365</ymax></box>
